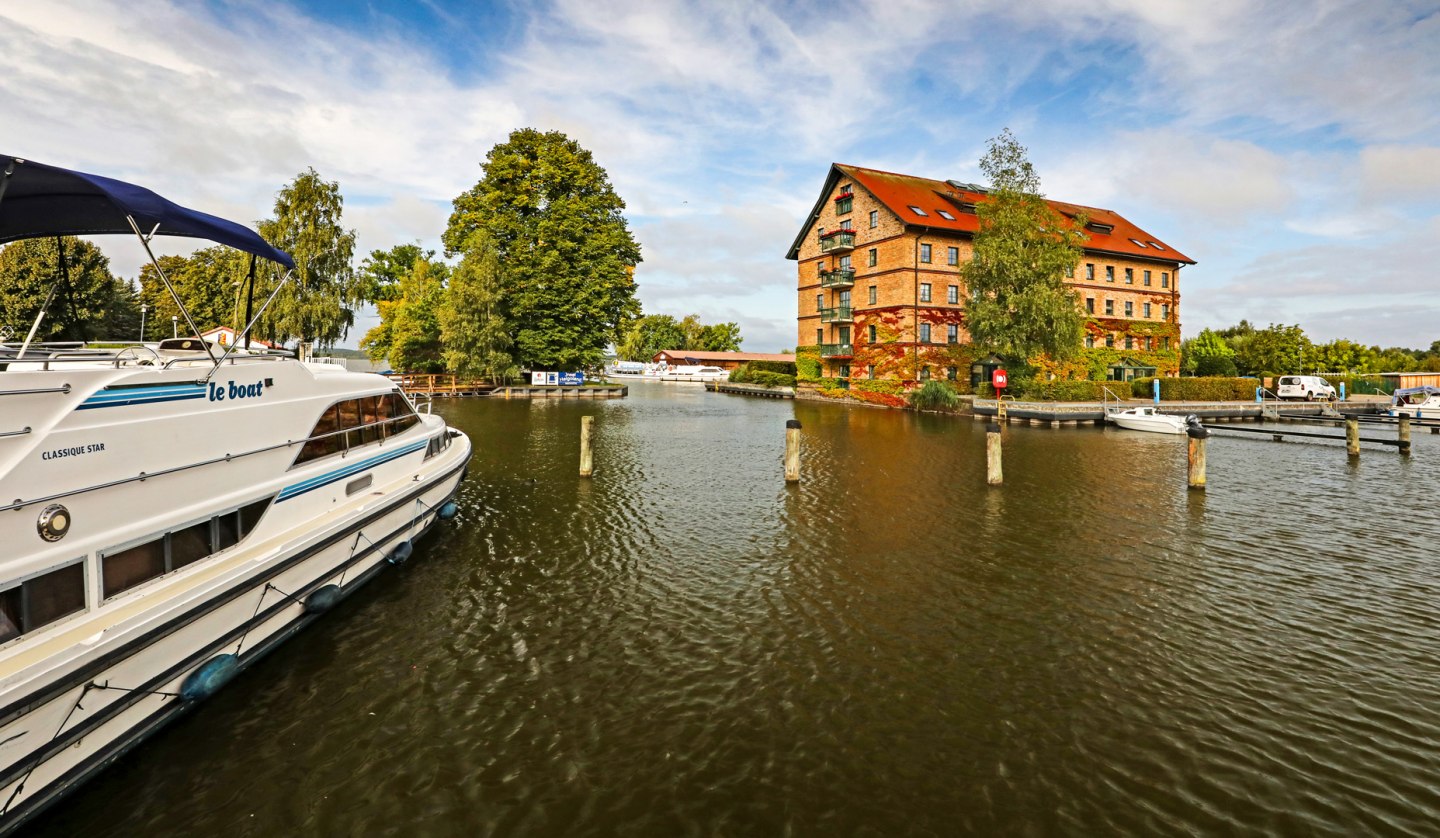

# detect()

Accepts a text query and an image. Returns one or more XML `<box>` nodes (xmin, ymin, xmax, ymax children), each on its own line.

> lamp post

<box><xmin>171</xmin><ymin>315</ymin><xmax>178</xmax><ymax>339</ymax></box>
<box><xmin>139</xmin><ymin>304</ymin><xmax>148</xmax><ymax>342</ymax></box>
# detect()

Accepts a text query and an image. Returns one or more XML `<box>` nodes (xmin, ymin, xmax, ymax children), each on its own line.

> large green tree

<box><xmin>961</xmin><ymin>129</ymin><xmax>1087</xmax><ymax>363</ymax></box>
<box><xmin>443</xmin><ymin>128</ymin><xmax>642</xmax><ymax>370</ymax></box>
<box><xmin>616</xmin><ymin>314</ymin><xmax>687</xmax><ymax>361</ymax></box>
<box><xmin>439</xmin><ymin>233</ymin><xmax>516</xmax><ymax>382</ymax></box>
<box><xmin>356</xmin><ymin>242</ymin><xmax>431</xmax><ymax>304</ymax></box>
<box><xmin>258</xmin><ymin>168</ymin><xmax>359</xmax><ymax>349</ymax></box>
<box><xmin>360</xmin><ymin>251</ymin><xmax>448</xmax><ymax>372</ymax></box>
<box><xmin>0</xmin><ymin>237</ymin><xmax>137</xmax><ymax>342</ymax></box>
<box><xmin>137</xmin><ymin>247</ymin><xmax>253</xmax><ymax>340</ymax></box>
<box><xmin>696</xmin><ymin>321</ymin><xmax>742</xmax><ymax>351</ymax></box>
<box><xmin>1183</xmin><ymin>328</ymin><xmax>1238</xmax><ymax>376</ymax></box>
<box><xmin>1233</xmin><ymin>323</ymin><xmax>1310</xmax><ymax>376</ymax></box>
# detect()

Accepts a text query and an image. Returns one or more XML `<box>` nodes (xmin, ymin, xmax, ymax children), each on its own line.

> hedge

<box><xmin>977</xmin><ymin>379</ymin><xmax>1127</xmax><ymax>401</ymax></box>
<box><xmin>1132</xmin><ymin>377</ymin><xmax>1259</xmax><ymax>401</ymax></box>
<box><xmin>749</xmin><ymin>360</ymin><xmax>797</xmax><ymax>375</ymax></box>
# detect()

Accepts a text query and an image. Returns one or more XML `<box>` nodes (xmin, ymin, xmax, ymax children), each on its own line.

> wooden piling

<box><xmin>1345</xmin><ymin>416</ymin><xmax>1360</xmax><ymax>457</ymax></box>
<box><xmin>986</xmin><ymin>423</ymin><xmax>1002</xmax><ymax>486</ymax></box>
<box><xmin>1187</xmin><ymin>424</ymin><xmax>1208</xmax><ymax>490</ymax></box>
<box><xmin>580</xmin><ymin>416</ymin><xmax>594</xmax><ymax>477</ymax></box>
<box><xmin>784</xmin><ymin>419</ymin><xmax>801</xmax><ymax>482</ymax></box>
<box><xmin>1399</xmin><ymin>415</ymin><xmax>1411</xmax><ymax>455</ymax></box>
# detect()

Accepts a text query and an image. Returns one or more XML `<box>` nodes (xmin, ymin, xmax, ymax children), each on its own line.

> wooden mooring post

<box><xmin>1345</xmin><ymin>416</ymin><xmax>1360</xmax><ymax>457</ymax></box>
<box><xmin>580</xmin><ymin>416</ymin><xmax>594</xmax><ymax>477</ymax></box>
<box><xmin>1187</xmin><ymin>423</ymin><xmax>1208</xmax><ymax>490</ymax></box>
<box><xmin>784</xmin><ymin>419</ymin><xmax>801</xmax><ymax>482</ymax></box>
<box><xmin>986</xmin><ymin>423</ymin><xmax>1003</xmax><ymax>486</ymax></box>
<box><xmin>1399</xmin><ymin>415</ymin><xmax>1412</xmax><ymax>455</ymax></box>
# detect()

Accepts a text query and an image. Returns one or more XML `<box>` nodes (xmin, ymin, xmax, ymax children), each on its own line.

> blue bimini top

<box><xmin>0</xmin><ymin>154</ymin><xmax>294</xmax><ymax>269</ymax></box>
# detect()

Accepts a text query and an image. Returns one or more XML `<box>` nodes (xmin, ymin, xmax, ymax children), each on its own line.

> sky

<box><xmin>3</xmin><ymin>0</ymin><xmax>1438</xmax><ymax>353</ymax></box>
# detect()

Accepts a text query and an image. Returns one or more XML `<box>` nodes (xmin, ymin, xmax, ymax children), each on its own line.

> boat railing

<box><xmin>1</xmin><ymin>348</ymin><xmax>294</xmax><ymax>372</ymax></box>
<box><xmin>1101</xmin><ymin>386</ymin><xmax>1128</xmax><ymax>415</ymax></box>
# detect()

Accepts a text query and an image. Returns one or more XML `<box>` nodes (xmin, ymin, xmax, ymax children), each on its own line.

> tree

<box><xmin>439</xmin><ymin>234</ymin><xmax>515</xmax><ymax>382</ymax></box>
<box><xmin>616</xmin><ymin>314</ymin><xmax>687</xmax><ymax>361</ymax></box>
<box><xmin>0</xmin><ymin>237</ymin><xmax>136</xmax><ymax>342</ymax></box>
<box><xmin>361</xmin><ymin>251</ymin><xmax>448</xmax><ymax>372</ymax></box>
<box><xmin>444</xmin><ymin>128</ymin><xmax>642</xmax><ymax>370</ymax></box>
<box><xmin>961</xmin><ymin>129</ymin><xmax>1087</xmax><ymax>364</ymax></box>
<box><xmin>1185</xmin><ymin>328</ymin><xmax>1238</xmax><ymax>376</ymax></box>
<box><xmin>356</xmin><ymin>242</ymin><xmax>432</xmax><ymax>304</ymax></box>
<box><xmin>1233</xmin><ymin>323</ymin><xmax>1309</xmax><ymax>376</ymax></box>
<box><xmin>137</xmin><ymin>247</ymin><xmax>253</xmax><ymax>340</ymax></box>
<box><xmin>257</xmin><ymin>168</ymin><xmax>359</xmax><ymax>349</ymax></box>
<box><xmin>696</xmin><ymin>322</ymin><xmax>742</xmax><ymax>351</ymax></box>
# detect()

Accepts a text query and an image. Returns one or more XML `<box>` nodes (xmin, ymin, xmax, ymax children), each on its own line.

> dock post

<box><xmin>1187</xmin><ymin>422</ymin><xmax>1208</xmax><ymax>490</ymax></box>
<box><xmin>784</xmin><ymin>419</ymin><xmax>801</xmax><ymax>483</ymax></box>
<box><xmin>580</xmin><ymin>416</ymin><xmax>594</xmax><ymax>477</ymax></box>
<box><xmin>986</xmin><ymin>423</ymin><xmax>1003</xmax><ymax>486</ymax></box>
<box><xmin>1399</xmin><ymin>415</ymin><xmax>1411</xmax><ymax>455</ymax></box>
<box><xmin>1345</xmin><ymin>416</ymin><xmax>1360</xmax><ymax>457</ymax></box>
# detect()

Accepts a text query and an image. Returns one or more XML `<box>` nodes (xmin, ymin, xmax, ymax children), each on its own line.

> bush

<box><xmin>749</xmin><ymin>371</ymin><xmax>796</xmax><ymax>387</ymax></box>
<box><xmin>749</xmin><ymin>360</ymin><xmax>797</xmax><ymax>376</ymax></box>
<box><xmin>1153</xmin><ymin>377</ymin><xmax>1257</xmax><ymax>401</ymax></box>
<box><xmin>795</xmin><ymin>354</ymin><xmax>822</xmax><ymax>381</ymax></box>
<box><xmin>1195</xmin><ymin>354</ymin><xmax>1238</xmax><ymax>377</ymax></box>
<box><xmin>908</xmin><ymin>380</ymin><xmax>959</xmax><ymax>410</ymax></box>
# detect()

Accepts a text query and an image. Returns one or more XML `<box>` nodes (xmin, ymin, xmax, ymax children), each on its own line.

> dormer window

<box><xmin>908</xmin><ymin>206</ymin><xmax>928</xmax><ymax>216</ymax></box>
<box><xmin>1087</xmin><ymin>222</ymin><xmax>1114</xmax><ymax>234</ymax></box>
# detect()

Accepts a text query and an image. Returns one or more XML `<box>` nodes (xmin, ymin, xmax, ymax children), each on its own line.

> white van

<box><xmin>1276</xmin><ymin>375</ymin><xmax>1337</xmax><ymax>401</ymax></box>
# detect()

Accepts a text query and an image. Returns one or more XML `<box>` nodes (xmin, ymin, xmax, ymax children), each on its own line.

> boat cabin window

<box><xmin>101</xmin><ymin>497</ymin><xmax>273</xmax><ymax>599</ymax></box>
<box><xmin>0</xmin><ymin>561</ymin><xmax>87</xmax><ymax>643</ymax></box>
<box><xmin>294</xmin><ymin>391</ymin><xmax>420</xmax><ymax>467</ymax></box>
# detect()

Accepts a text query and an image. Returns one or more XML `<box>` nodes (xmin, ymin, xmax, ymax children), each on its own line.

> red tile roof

<box><xmin>654</xmin><ymin>350</ymin><xmax>795</xmax><ymax>362</ymax></box>
<box><xmin>787</xmin><ymin>164</ymin><xmax>1195</xmax><ymax>265</ymax></box>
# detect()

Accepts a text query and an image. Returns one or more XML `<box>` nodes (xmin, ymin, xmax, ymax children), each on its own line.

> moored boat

<box><xmin>0</xmin><ymin>154</ymin><xmax>472</xmax><ymax>832</ymax></box>
<box><xmin>1107</xmin><ymin>406</ymin><xmax>1193</xmax><ymax>435</ymax></box>
<box><xmin>1387</xmin><ymin>386</ymin><xmax>1440</xmax><ymax>418</ymax></box>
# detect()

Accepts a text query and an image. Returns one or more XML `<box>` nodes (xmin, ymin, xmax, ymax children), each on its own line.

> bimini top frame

<box><xmin>0</xmin><ymin>154</ymin><xmax>295</xmax><ymax>373</ymax></box>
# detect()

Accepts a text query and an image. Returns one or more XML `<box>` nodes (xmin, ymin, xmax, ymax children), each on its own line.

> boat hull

<box><xmin>1109</xmin><ymin>413</ymin><xmax>1189</xmax><ymax>435</ymax></box>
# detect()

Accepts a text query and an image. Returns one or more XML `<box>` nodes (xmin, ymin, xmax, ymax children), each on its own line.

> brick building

<box><xmin>785</xmin><ymin>164</ymin><xmax>1194</xmax><ymax>387</ymax></box>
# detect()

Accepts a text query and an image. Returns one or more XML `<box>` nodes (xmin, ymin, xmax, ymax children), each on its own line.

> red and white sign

<box><xmin>992</xmin><ymin>369</ymin><xmax>1008</xmax><ymax>390</ymax></box>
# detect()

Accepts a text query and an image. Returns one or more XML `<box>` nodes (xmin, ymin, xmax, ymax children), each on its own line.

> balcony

<box><xmin>818</xmin><ymin>230</ymin><xmax>855</xmax><ymax>253</ymax></box>
<box><xmin>820</xmin><ymin>306</ymin><xmax>853</xmax><ymax>323</ymax></box>
<box><xmin>819</xmin><ymin>268</ymin><xmax>855</xmax><ymax>288</ymax></box>
<box><xmin>819</xmin><ymin>343</ymin><xmax>854</xmax><ymax>359</ymax></box>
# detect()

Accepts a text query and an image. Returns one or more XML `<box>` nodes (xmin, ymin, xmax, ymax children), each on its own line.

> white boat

<box><xmin>1108</xmin><ymin>406</ymin><xmax>1193</xmax><ymax>434</ymax></box>
<box><xmin>0</xmin><ymin>154</ymin><xmax>472</xmax><ymax>831</ymax></box>
<box><xmin>1387</xmin><ymin>386</ymin><xmax>1440</xmax><ymax>418</ymax></box>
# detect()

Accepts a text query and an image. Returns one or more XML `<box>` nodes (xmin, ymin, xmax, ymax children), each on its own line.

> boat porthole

<box><xmin>37</xmin><ymin>504</ymin><xmax>70</xmax><ymax>542</ymax></box>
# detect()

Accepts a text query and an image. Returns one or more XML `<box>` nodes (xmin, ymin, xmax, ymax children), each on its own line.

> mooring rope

<box><xmin>1</xmin><ymin>682</ymin><xmax>96</xmax><ymax>816</ymax></box>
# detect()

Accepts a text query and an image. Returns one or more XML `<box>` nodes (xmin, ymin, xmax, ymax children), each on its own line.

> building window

<box><xmin>1106</xmin><ymin>266</ymin><xmax>1115</xmax><ymax>282</ymax></box>
<box><xmin>919</xmin><ymin>323</ymin><xmax>931</xmax><ymax>343</ymax></box>
<box><xmin>868</xmin><ymin>248</ymin><xmax>877</xmax><ymax>267</ymax></box>
<box><xmin>1144</xmin><ymin>336</ymin><xmax>1153</xmax><ymax>351</ymax></box>
<box><xmin>839</xmin><ymin>363</ymin><xmax>851</xmax><ymax>378</ymax></box>
<box><xmin>1086</xmin><ymin>263</ymin><xmax>1095</xmax><ymax>280</ymax></box>
<box><xmin>1067</xmin><ymin>263</ymin><xmax>1075</xmax><ymax>278</ymax></box>
<box><xmin>920</xmin><ymin>244</ymin><xmax>932</xmax><ymax>263</ymax></box>
<box><xmin>816</xmin><ymin>328</ymin><xmax>823</xmax><ymax>345</ymax></box>
<box><xmin>947</xmin><ymin>324</ymin><xmax>958</xmax><ymax>344</ymax></box>
<box><xmin>869</xmin><ymin>210</ymin><xmax>878</xmax><ymax>228</ymax></box>
<box><xmin>1143</xmin><ymin>270</ymin><xmax>1152</xmax><ymax>286</ymax></box>
<box><xmin>839</xmin><ymin>255</ymin><xmax>852</xmax><ymax>270</ymax></box>
<box><xmin>1125</xmin><ymin>268</ymin><xmax>1134</xmax><ymax>284</ymax></box>
<box><xmin>946</xmin><ymin>366</ymin><xmax>957</xmax><ymax>381</ymax></box>
<box><xmin>868</xmin><ymin>324</ymin><xmax>877</xmax><ymax>342</ymax></box>
<box><xmin>816</xmin><ymin>293</ymin><xmax>823</xmax><ymax>312</ymax></box>
<box><xmin>1105</xmin><ymin>334</ymin><xmax>1114</xmax><ymax>348</ymax></box>
<box><xmin>1124</xmin><ymin>301</ymin><xmax>1133</xmax><ymax>317</ymax></box>
<box><xmin>920</xmin><ymin>283</ymin><xmax>931</xmax><ymax>302</ymax></box>
<box><xmin>919</xmin><ymin>366</ymin><xmax>931</xmax><ymax>381</ymax></box>
<box><xmin>947</xmin><ymin>285</ymin><xmax>958</xmax><ymax>304</ymax></box>
<box><xmin>1104</xmin><ymin>299</ymin><xmax>1114</xmax><ymax>315</ymax></box>
<box><xmin>867</xmin><ymin>364</ymin><xmax>875</xmax><ymax>379</ymax></box>
<box><xmin>947</xmin><ymin>246</ymin><xmax>958</xmax><ymax>266</ymax></box>
<box><xmin>936</xmin><ymin>209</ymin><xmax>955</xmax><ymax>220</ymax></box>
<box><xmin>839</xmin><ymin>219</ymin><xmax>853</xmax><ymax>231</ymax></box>
<box><xmin>1085</xmin><ymin>335</ymin><xmax>1095</xmax><ymax>348</ymax></box>
<box><xmin>1161</xmin><ymin>304</ymin><xmax>1170</xmax><ymax>319</ymax></box>
<box><xmin>908</xmin><ymin>205</ymin><xmax>928</xmax><ymax>216</ymax></box>
<box><xmin>1161</xmin><ymin>337</ymin><xmax>1171</xmax><ymax>349</ymax></box>
<box><xmin>1125</xmin><ymin>335</ymin><xmax>1134</xmax><ymax>350</ymax></box>
<box><xmin>1161</xmin><ymin>272</ymin><xmax>1169</xmax><ymax>288</ymax></box>
<box><xmin>868</xmin><ymin>285</ymin><xmax>876</xmax><ymax>305</ymax></box>
<box><xmin>1144</xmin><ymin>302</ymin><xmax>1152</xmax><ymax>318</ymax></box>
<box><xmin>1086</xmin><ymin>297</ymin><xmax>1095</xmax><ymax>314</ymax></box>
<box><xmin>836</xmin><ymin>197</ymin><xmax>853</xmax><ymax>214</ymax></box>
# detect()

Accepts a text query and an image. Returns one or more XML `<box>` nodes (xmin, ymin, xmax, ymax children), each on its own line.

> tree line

<box><xmin>0</xmin><ymin>128</ymin><xmax>740</xmax><ymax>378</ymax></box>
<box><xmin>1182</xmin><ymin>321</ymin><xmax>1440</xmax><ymax>377</ymax></box>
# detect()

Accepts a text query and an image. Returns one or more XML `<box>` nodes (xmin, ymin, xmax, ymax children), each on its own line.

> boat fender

<box><xmin>180</xmin><ymin>654</ymin><xmax>240</xmax><ymax>702</ymax></box>
<box><xmin>438</xmin><ymin>501</ymin><xmax>459</xmax><ymax>521</ymax></box>
<box><xmin>304</xmin><ymin>584</ymin><xmax>343</xmax><ymax>614</ymax></box>
<box><xmin>387</xmin><ymin>540</ymin><xmax>414</xmax><ymax>565</ymax></box>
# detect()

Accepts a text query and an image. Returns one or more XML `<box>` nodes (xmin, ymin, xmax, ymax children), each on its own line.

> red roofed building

<box><xmin>651</xmin><ymin>350</ymin><xmax>794</xmax><ymax>371</ymax></box>
<box><xmin>786</xmin><ymin>164</ymin><xmax>1195</xmax><ymax>387</ymax></box>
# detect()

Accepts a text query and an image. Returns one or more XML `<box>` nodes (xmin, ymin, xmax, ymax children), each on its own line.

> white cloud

<box><xmin>1360</xmin><ymin>145</ymin><xmax>1440</xmax><ymax>204</ymax></box>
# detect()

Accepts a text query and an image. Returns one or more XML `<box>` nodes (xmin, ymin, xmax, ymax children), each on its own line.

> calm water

<box><xmin>32</xmin><ymin>383</ymin><xmax>1440</xmax><ymax>836</ymax></box>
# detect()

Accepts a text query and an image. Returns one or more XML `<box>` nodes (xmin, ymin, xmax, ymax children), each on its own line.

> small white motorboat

<box><xmin>1108</xmin><ymin>406</ymin><xmax>1191</xmax><ymax>435</ymax></box>
<box><xmin>1387</xmin><ymin>386</ymin><xmax>1440</xmax><ymax>418</ymax></box>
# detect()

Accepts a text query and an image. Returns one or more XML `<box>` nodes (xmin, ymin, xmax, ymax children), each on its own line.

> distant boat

<box><xmin>1387</xmin><ymin>386</ymin><xmax>1440</xmax><ymax>418</ymax></box>
<box><xmin>1108</xmin><ymin>406</ymin><xmax>1192</xmax><ymax>435</ymax></box>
